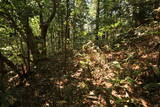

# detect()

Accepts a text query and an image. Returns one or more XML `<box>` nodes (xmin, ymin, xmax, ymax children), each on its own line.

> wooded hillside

<box><xmin>0</xmin><ymin>0</ymin><xmax>160</xmax><ymax>106</ymax></box>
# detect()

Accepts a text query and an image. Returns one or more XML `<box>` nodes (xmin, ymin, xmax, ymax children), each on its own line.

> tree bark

<box><xmin>95</xmin><ymin>0</ymin><xmax>100</xmax><ymax>40</ymax></box>
<box><xmin>39</xmin><ymin>0</ymin><xmax>59</xmax><ymax>57</ymax></box>
<box><xmin>22</xmin><ymin>15</ymin><xmax>40</xmax><ymax>63</ymax></box>
<box><xmin>64</xmin><ymin>0</ymin><xmax>70</xmax><ymax>69</ymax></box>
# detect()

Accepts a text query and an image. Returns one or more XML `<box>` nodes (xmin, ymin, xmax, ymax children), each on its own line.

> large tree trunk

<box><xmin>23</xmin><ymin>17</ymin><xmax>40</xmax><ymax>63</ymax></box>
<box><xmin>39</xmin><ymin>0</ymin><xmax>59</xmax><ymax>57</ymax></box>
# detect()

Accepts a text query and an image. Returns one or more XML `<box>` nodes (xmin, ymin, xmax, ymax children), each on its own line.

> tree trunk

<box><xmin>0</xmin><ymin>57</ymin><xmax>5</xmax><ymax>92</ymax></box>
<box><xmin>95</xmin><ymin>0</ymin><xmax>100</xmax><ymax>40</ymax></box>
<box><xmin>158</xmin><ymin>51</ymin><xmax>160</xmax><ymax>69</ymax></box>
<box><xmin>0</xmin><ymin>52</ymin><xmax>20</xmax><ymax>76</ymax></box>
<box><xmin>64</xmin><ymin>0</ymin><xmax>70</xmax><ymax>70</ymax></box>
<box><xmin>41</xmin><ymin>25</ymin><xmax>48</xmax><ymax>57</ymax></box>
<box><xmin>23</xmin><ymin>17</ymin><xmax>40</xmax><ymax>63</ymax></box>
<box><xmin>39</xmin><ymin>0</ymin><xmax>59</xmax><ymax>57</ymax></box>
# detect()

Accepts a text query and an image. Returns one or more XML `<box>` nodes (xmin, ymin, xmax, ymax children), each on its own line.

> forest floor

<box><xmin>4</xmin><ymin>26</ymin><xmax>160</xmax><ymax>107</ymax></box>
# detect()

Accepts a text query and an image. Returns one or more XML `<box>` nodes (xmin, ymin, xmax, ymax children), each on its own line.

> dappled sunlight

<box><xmin>0</xmin><ymin>0</ymin><xmax>160</xmax><ymax>106</ymax></box>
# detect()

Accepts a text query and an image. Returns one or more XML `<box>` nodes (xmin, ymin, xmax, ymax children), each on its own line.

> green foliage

<box><xmin>0</xmin><ymin>0</ymin><xmax>160</xmax><ymax>106</ymax></box>
<box><xmin>29</xmin><ymin>16</ymin><xmax>40</xmax><ymax>36</ymax></box>
<box><xmin>80</xmin><ymin>58</ymin><xmax>90</xmax><ymax>66</ymax></box>
<box><xmin>110</xmin><ymin>61</ymin><xmax>122</xmax><ymax>69</ymax></box>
